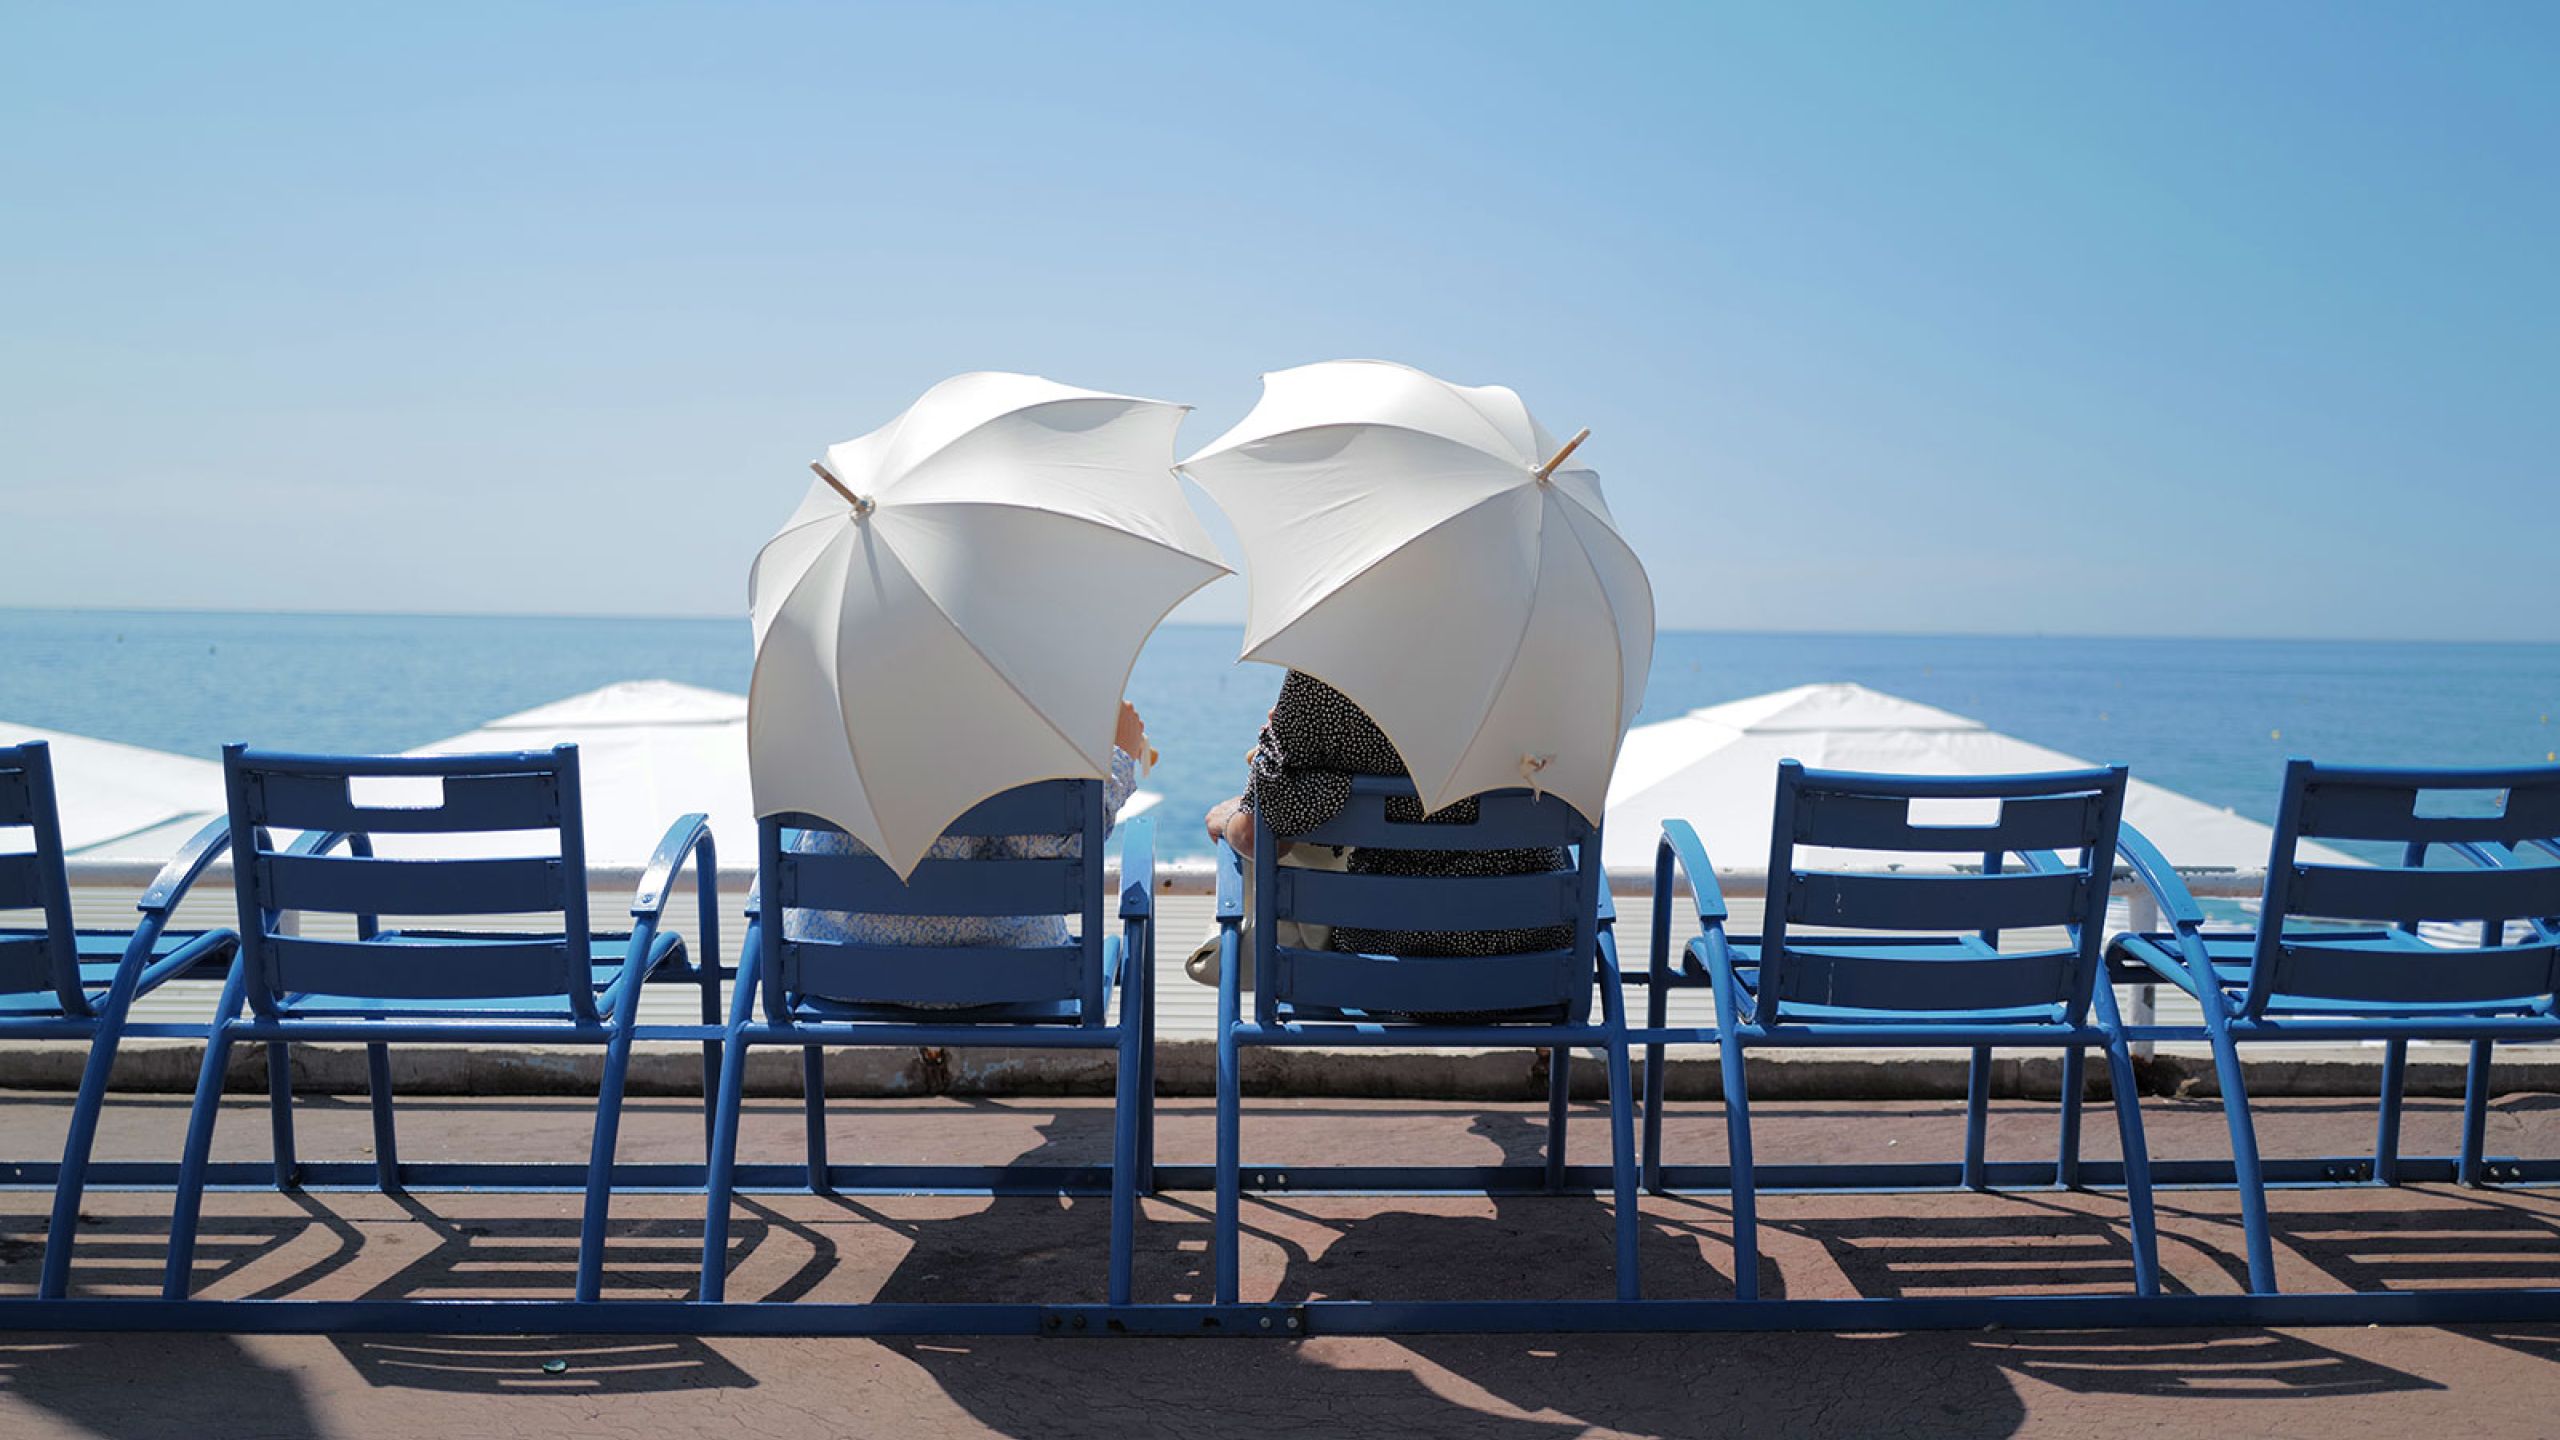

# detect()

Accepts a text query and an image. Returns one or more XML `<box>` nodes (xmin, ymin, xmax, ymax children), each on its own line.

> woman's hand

<box><xmin>1204</xmin><ymin>795</ymin><xmax>1245</xmax><ymax>850</ymax></box>
<box><xmin>1116</xmin><ymin>700</ymin><xmax>1155</xmax><ymax>768</ymax></box>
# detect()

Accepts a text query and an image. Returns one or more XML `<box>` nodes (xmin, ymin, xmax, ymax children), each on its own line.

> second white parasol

<box><xmin>749</xmin><ymin>372</ymin><xmax>1228</xmax><ymax>877</ymax></box>
<box><xmin>1178</xmin><ymin>359</ymin><xmax>1655</xmax><ymax>824</ymax></box>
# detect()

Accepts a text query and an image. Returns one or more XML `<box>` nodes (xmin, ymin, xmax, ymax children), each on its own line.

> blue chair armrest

<box><xmin>135</xmin><ymin>928</ymin><xmax>239</xmax><ymax>993</ymax></box>
<box><xmin>136</xmin><ymin>816</ymin><xmax>234</xmax><ymax>918</ymax></box>
<box><xmin>1117</xmin><ymin>817</ymin><xmax>1155</xmax><ymax>921</ymax></box>
<box><xmin>2112</xmin><ymin>824</ymin><xmax>2206</xmax><ymax>929</ymax></box>
<box><xmin>631</xmin><ymin>813</ymin><xmax>715</xmax><ymax>923</ymax></box>
<box><xmin>1213</xmin><ymin>839</ymin><xmax>1244</xmax><ymax>925</ymax></box>
<box><xmin>1656</xmin><ymin>821</ymin><xmax>1729</xmax><ymax>927</ymax></box>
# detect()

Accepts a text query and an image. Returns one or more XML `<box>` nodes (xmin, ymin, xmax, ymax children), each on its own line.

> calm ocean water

<box><xmin>4</xmin><ymin>609</ymin><xmax>2555</xmax><ymax>859</ymax></box>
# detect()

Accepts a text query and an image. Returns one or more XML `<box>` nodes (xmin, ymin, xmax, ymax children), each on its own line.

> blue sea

<box><xmin>4</xmin><ymin>609</ymin><xmax>2555</xmax><ymax>859</ymax></box>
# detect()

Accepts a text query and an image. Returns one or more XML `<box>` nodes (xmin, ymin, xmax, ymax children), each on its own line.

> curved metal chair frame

<box><xmin>158</xmin><ymin>745</ymin><xmax>719</xmax><ymax>1304</ymax></box>
<box><xmin>2107</xmin><ymin>759</ymin><xmax>2560</xmax><ymax>1293</ymax></box>
<box><xmin>697</xmin><ymin>785</ymin><xmax>1156</xmax><ymax>1305</ymax></box>
<box><xmin>1207</xmin><ymin>776</ymin><xmax>1640</xmax><ymax>1305</ymax></box>
<box><xmin>1641</xmin><ymin>761</ymin><xmax>2159</xmax><ymax>1299</ymax></box>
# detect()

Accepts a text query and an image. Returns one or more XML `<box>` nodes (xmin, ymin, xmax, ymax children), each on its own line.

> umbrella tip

<box><xmin>1534</xmin><ymin>429</ymin><xmax>1591</xmax><ymax>482</ymax></box>
<box><xmin>810</xmin><ymin>461</ymin><xmax>875</xmax><ymax>517</ymax></box>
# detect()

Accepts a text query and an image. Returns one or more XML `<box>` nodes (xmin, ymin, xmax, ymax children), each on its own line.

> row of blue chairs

<box><xmin>5</xmin><ymin>737</ymin><xmax>2558</xmax><ymax>1326</ymax></box>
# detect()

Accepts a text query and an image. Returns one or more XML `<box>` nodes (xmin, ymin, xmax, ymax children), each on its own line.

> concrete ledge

<box><xmin>3</xmin><ymin>1039</ymin><xmax>2554</xmax><ymax>1101</ymax></box>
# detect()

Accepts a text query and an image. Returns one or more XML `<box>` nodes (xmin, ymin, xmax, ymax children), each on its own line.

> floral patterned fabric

<box><xmin>785</xmin><ymin>747</ymin><xmax>1138</xmax><ymax>951</ymax></box>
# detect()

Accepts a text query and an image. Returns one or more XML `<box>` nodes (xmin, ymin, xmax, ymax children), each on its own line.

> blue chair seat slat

<box><xmin>1272</xmin><ymin>944</ymin><xmax>1583</xmax><ymax>1017</ymax></box>
<box><xmin>785</xmin><ymin>941</ymin><xmax>1085</xmax><ymax>1006</ymax></box>
<box><xmin>0</xmin><ymin>936</ymin><xmax>224</xmax><ymax>1016</ymax></box>
<box><xmin>785</xmin><ymin>994</ymin><xmax>1087</xmax><ymax>1025</ymax></box>
<box><xmin>258</xmin><ymin>852</ymin><xmax>567</xmax><ymax>917</ymax></box>
<box><xmin>2275</xmin><ymin>935</ymin><xmax>2560</xmax><ymax>1007</ymax></box>
<box><xmin>2298</xmin><ymin>774</ymin><xmax>2560</xmax><ymax>845</ymax></box>
<box><xmin>1791</xmin><ymin>790</ymin><xmax>2103</xmax><ymax>855</ymax></box>
<box><xmin>1774</xmin><ymin>941</ymin><xmax>2079</xmax><ymax>1013</ymax></box>
<box><xmin>2286</xmin><ymin>860</ymin><xmax>2560</xmax><ymax>926</ymax></box>
<box><xmin>246</xmin><ymin>769</ymin><xmax>563</xmax><ymax>834</ymax></box>
<box><xmin>1787</xmin><ymin>868</ymin><xmax>2086</xmax><ymax>932</ymax></box>
<box><xmin>1275</xmin><ymin>866</ymin><xmax>1578</xmax><ymax>933</ymax></box>
<box><xmin>0</xmin><ymin>850</ymin><xmax>54</xmax><ymax>910</ymax></box>
<box><xmin>277</xmin><ymin>932</ymin><xmax>680</xmax><ymax>1016</ymax></box>
<box><xmin>267</xmin><ymin>932</ymin><xmax>573</xmax><ymax>1000</ymax></box>
<box><xmin>0</xmin><ymin>935</ymin><xmax>52</xmax><ymax>996</ymax></box>
<box><xmin>1290</xmin><ymin>786</ymin><xmax>1585</xmax><ymax>852</ymax></box>
<box><xmin>784</xmin><ymin>854</ymin><xmax>1082</xmax><ymax>918</ymax></box>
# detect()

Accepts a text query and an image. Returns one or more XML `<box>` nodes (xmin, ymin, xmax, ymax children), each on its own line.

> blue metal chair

<box><xmin>1645</xmin><ymin>761</ymin><xmax>2159</xmax><ymax>1300</ymax></box>
<box><xmin>698</xmin><ymin>783</ymin><xmax>1155</xmax><ymax>1304</ymax></box>
<box><xmin>1</xmin><ymin>740</ymin><xmax>240</xmax><ymax>1298</ymax></box>
<box><xmin>159</xmin><ymin>744</ymin><xmax>719</xmax><ymax>1303</ymax></box>
<box><xmin>2107</xmin><ymin>759</ymin><xmax>2560</xmax><ymax>1294</ymax></box>
<box><xmin>1208</xmin><ymin>776</ymin><xmax>1640</xmax><ymax>1305</ymax></box>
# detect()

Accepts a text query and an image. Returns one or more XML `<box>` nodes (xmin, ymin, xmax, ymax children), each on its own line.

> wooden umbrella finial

<box><xmin>1534</xmin><ymin>428</ymin><xmax>1591</xmax><ymax>482</ymax></box>
<box><xmin>810</xmin><ymin>461</ymin><xmax>873</xmax><ymax>516</ymax></box>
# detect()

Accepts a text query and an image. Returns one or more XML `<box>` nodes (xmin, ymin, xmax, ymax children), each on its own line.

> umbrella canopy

<box><xmin>1601</xmin><ymin>682</ymin><xmax>2359</xmax><ymax>872</ymax></box>
<box><xmin>1179</xmin><ymin>359</ymin><xmax>1654</xmax><ymax>823</ymax></box>
<box><xmin>750</xmin><ymin>372</ymin><xmax>1227</xmax><ymax>876</ymax></box>
<box><xmin>0</xmin><ymin>722</ymin><xmax>227</xmax><ymax>858</ymax></box>
<box><xmin>395</xmin><ymin>680</ymin><xmax>755</xmax><ymax>865</ymax></box>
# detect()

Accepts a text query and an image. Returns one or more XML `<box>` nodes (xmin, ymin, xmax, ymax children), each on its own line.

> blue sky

<box><xmin>4</xmin><ymin>2</ymin><xmax>2553</xmax><ymax>639</ymax></box>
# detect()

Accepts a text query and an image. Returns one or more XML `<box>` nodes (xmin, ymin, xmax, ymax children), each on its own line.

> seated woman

<box><xmin>791</xmin><ymin>701</ymin><xmax>1149</xmax><ymax>966</ymax></box>
<box><xmin>1204</xmin><ymin>673</ymin><xmax>1571</xmax><ymax>1004</ymax></box>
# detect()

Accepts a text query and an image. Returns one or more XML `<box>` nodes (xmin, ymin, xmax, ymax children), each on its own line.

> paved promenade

<box><xmin>0</xmin><ymin>1090</ymin><xmax>2555</xmax><ymax>1436</ymax></box>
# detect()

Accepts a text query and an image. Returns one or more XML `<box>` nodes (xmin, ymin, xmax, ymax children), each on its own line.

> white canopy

<box><xmin>400</xmin><ymin>680</ymin><xmax>754</xmax><ymax>866</ymax></box>
<box><xmin>1601</xmin><ymin>683</ymin><xmax>2354</xmax><ymax>873</ymax></box>
<box><xmin>404</xmin><ymin>679</ymin><xmax>1154</xmax><ymax>866</ymax></box>
<box><xmin>0</xmin><ymin>722</ymin><xmax>228</xmax><ymax>858</ymax></box>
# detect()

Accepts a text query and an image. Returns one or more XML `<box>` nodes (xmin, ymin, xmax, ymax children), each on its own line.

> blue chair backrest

<box><xmin>1758</xmin><ymin>761</ymin><xmax>2128</xmax><ymax>1025</ymax></box>
<box><xmin>757</xmin><ymin>779</ymin><xmax>1107</xmax><ymax>1023</ymax></box>
<box><xmin>222</xmin><ymin>744</ymin><xmax>596</xmax><ymax>1022</ymax></box>
<box><xmin>1252</xmin><ymin>776</ymin><xmax>1602</xmax><ymax>1026</ymax></box>
<box><xmin>0</xmin><ymin>742</ymin><xmax>83</xmax><ymax>1016</ymax></box>
<box><xmin>2250</xmin><ymin>760</ymin><xmax>2560</xmax><ymax>1016</ymax></box>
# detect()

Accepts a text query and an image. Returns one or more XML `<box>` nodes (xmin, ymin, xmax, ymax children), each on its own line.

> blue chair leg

<box><xmin>802</xmin><ymin>1045</ymin><xmax>831</xmax><ymax>1193</ymax></box>
<box><xmin>1642</xmin><ymin>971</ymin><xmax>1668</xmax><ymax>1193</ymax></box>
<box><xmin>364</xmin><ymin>1042</ymin><xmax>401</xmax><ymax>1195</ymax></box>
<box><xmin>2374</xmin><ymin>1038</ymin><xmax>2409</xmax><ymax>1186</ymax></box>
<box><xmin>163</xmin><ymin>961</ymin><xmax>251</xmax><ymax>1300</ymax></box>
<box><xmin>2205</xmin><ymin>1020</ymin><xmax>2279</xmax><ymax>1293</ymax></box>
<box><xmin>1213</xmin><ymin>925</ymin><xmax>1244</xmax><ymax>1306</ymax></box>
<box><xmin>2459</xmin><ymin>1039</ymin><xmax>2494</xmax><ymax>1187</ymax></box>
<box><xmin>1136</xmin><ymin>926</ymin><xmax>1158</xmax><ymax>1193</ymax></box>
<box><xmin>2093</xmin><ymin>984</ymin><xmax>2160</xmax><ymax>1296</ymax></box>
<box><xmin>265</xmin><ymin>1041</ymin><xmax>297</xmax><ymax>1191</ymax></box>
<box><xmin>1707</xmin><ymin>978</ymin><xmax>1758</xmax><ymax>1301</ymax></box>
<box><xmin>698</xmin><ymin>1030</ymin><xmax>754</xmax><ymax>1303</ymax></box>
<box><xmin>2056</xmin><ymin>1045</ymin><xmax>2086</xmax><ymax>1190</ymax></box>
<box><xmin>698</xmin><ymin>952</ymin><xmax>723</xmax><ymax>1153</ymax></box>
<box><xmin>39</xmin><ymin>1012</ymin><xmax>134</xmax><ymax>1299</ymax></box>
<box><xmin>574</xmin><ymin>1018</ymin><xmax>640</xmax><ymax>1303</ymax></box>
<box><xmin>1109</xmin><ymin>1009</ymin><xmax>1142</xmax><ymax>1305</ymax></box>
<box><xmin>1598</xmin><ymin>960</ymin><xmax>1642</xmax><ymax>1301</ymax></box>
<box><xmin>1961</xmin><ymin>1046</ymin><xmax>1992</xmax><ymax>1192</ymax></box>
<box><xmin>1545</xmin><ymin>1046</ymin><xmax>1572</xmax><ymax>1193</ymax></box>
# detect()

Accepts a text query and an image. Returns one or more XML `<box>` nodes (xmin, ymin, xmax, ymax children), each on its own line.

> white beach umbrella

<box><xmin>1600</xmin><ymin>682</ymin><xmax>2362</xmax><ymax>872</ymax></box>
<box><xmin>1179</xmin><ymin>359</ymin><xmax>1654</xmax><ymax>823</ymax></box>
<box><xmin>749</xmin><ymin>372</ymin><xmax>1228</xmax><ymax>877</ymax></box>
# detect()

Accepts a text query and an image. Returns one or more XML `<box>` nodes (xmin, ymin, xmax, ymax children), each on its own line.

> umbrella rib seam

<box><xmin>1238</xmin><ymin>485</ymin><xmax>1531</xmax><ymax>661</ymax></box>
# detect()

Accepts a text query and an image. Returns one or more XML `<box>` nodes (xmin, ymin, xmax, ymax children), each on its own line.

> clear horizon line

<box><xmin>2</xmin><ymin>602</ymin><xmax>2553</xmax><ymax>648</ymax></box>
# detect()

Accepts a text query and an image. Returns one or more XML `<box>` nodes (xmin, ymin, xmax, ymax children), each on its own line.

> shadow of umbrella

<box><xmin>0</xmin><ymin>1335</ymin><xmax>325</xmax><ymax>1440</ymax></box>
<box><xmin>867</xmin><ymin>1108</ymin><xmax>1580</xmax><ymax>1440</ymax></box>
